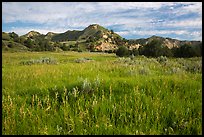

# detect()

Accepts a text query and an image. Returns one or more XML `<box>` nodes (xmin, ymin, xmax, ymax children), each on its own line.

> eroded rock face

<box><xmin>26</xmin><ymin>31</ymin><xmax>41</xmax><ymax>38</ymax></box>
<box><xmin>128</xmin><ymin>44</ymin><xmax>142</xmax><ymax>50</ymax></box>
<box><xmin>102</xmin><ymin>35</ymin><xmax>108</xmax><ymax>39</ymax></box>
<box><xmin>164</xmin><ymin>39</ymin><xmax>179</xmax><ymax>49</ymax></box>
<box><xmin>92</xmin><ymin>25</ymin><xmax>98</xmax><ymax>29</ymax></box>
<box><xmin>95</xmin><ymin>42</ymin><xmax>117</xmax><ymax>51</ymax></box>
<box><xmin>89</xmin><ymin>24</ymin><xmax>99</xmax><ymax>29</ymax></box>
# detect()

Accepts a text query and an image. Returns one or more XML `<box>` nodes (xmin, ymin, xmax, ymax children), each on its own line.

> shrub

<box><xmin>157</xmin><ymin>56</ymin><xmax>168</xmax><ymax>64</ymax></box>
<box><xmin>176</xmin><ymin>58</ymin><xmax>202</xmax><ymax>73</ymax></box>
<box><xmin>131</xmin><ymin>48</ymin><xmax>139</xmax><ymax>56</ymax></box>
<box><xmin>81</xmin><ymin>78</ymin><xmax>93</xmax><ymax>93</ymax></box>
<box><xmin>7</xmin><ymin>42</ymin><xmax>14</xmax><ymax>48</ymax></box>
<box><xmin>116</xmin><ymin>46</ymin><xmax>130</xmax><ymax>57</ymax></box>
<box><xmin>138</xmin><ymin>67</ymin><xmax>149</xmax><ymax>75</ymax></box>
<box><xmin>60</xmin><ymin>44</ymin><xmax>70</xmax><ymax>51</ymax></box>
<box><xmin>20</xmin><ymin>57</ymin><xmax>58</xmax><ymax>65</ymax></box>
<box><xmin>78</xmin><ymin>49</ymin><xmax>83</xmax><ymax>52</ymax></box>
<box><xmin>71</xmin><ymin>48</ymin><xmax>78</xmax><ymax>52</ymax></box>
<box><xmin>74</xmin><ymin>57</ymin><xmax>93</xmax><ymax>63</ymax></box>
<box><xmin>105</xmin><ymin>50</ymin><xmax>114</xmax><ymax>53</ymax></box>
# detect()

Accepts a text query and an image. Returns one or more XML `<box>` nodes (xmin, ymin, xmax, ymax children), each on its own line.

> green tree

<box><xmin>60</xmin><ymin>43</ymin><xmax>70</xmax><ymax>51</ymax></box>
<box><xmin>162</xmin><ymin>46</ymin><xmax>173</xmax><ymax>57</ymax></box>
<box><xmin>19</xmin><ymin>37</ymin><xmax>26</xmax><ymax>44</ymax></box>
<box><xmin>9</xmin><ymin>32</ymin><xmax>18</xmax><ymax>39</ymax></box>
<box><xmin>116</xmin><ymin>46</ymin><xmax>130</xmax><ymax>57</ymax></box>
<box><xmin>44</xmin><ymin>41</ymin><xmax>54</xmax><ymax>51</ymax></box>
<box><xmin>139</xmin><ymin>39</ymin><xmax>173</xmax><ymax>57</ymax></box>
<box><xmin>24</xmin><ymin>38</ymin><xmax>33</xmax><ymax>49</ymax></box>
<box><xmin>115</xmin><ymin>37</ymin><xmax>125</xmax><ymax>47</ymax></box>
<box><xmin>9</xmin><ymin>32</ymin><xmax>20</xmax><ymax>43</ymax></box>
<box><xmin>172</xmin><ymin>43</ymin><xmax>201</xmax><ymax>58</ymax></box>
<box><xmin>131</xmin><ymin>48</ymin><xmax>139</xmax><ymax>56</ymax></box>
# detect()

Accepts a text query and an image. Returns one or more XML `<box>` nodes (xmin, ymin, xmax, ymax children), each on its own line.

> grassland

<box><xmin>2</xmin><ymin>51</ymin><xmax>202</xmax><ymax>135</ymax></box>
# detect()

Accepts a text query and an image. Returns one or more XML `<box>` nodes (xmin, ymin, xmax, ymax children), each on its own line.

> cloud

<box><xmin>1</xmin><ymin>2</ymin><xmax>183</xmax><ymax>25</ymax></box>
<box><xmin>8</xmin><ymin>26</ymin><xmax>69</xmax><ymax>36</ymax></box>
<box><xmin>116</xmin><ymin>29</ymin><xmax>202</xmax><ymax>41</ymax></box>
<box><xmin>3</xmin><ymin>2</ymin><xmax>72</xmax><ymax>24</ymax></box>
<box><xmin>165</xmin><ymin>19</ymin><xmax>202</xmax><ymax>28</ymax></box>
<box><xmin>116</xmin><ymin>30</ymin><xmax>189</xmax><ymax>36</ymax></box>
<box><xmin>174</xmin><ymin>2</ymin><xmax>202</xmax><ymax>16</ymax></box>
<box><xmin>2</xmin><ymin>2</ymin><xmax>202</xmax><ymax>41</ymax></box>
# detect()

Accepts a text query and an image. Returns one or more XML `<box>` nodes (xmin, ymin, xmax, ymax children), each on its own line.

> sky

<box><xmin>2</xmin><ymin>2</ymin><xmax>202</xmax><ymax>41</ymax></box>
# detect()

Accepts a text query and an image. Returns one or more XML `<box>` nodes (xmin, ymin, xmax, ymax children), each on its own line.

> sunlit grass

<box><xmin>2</xmin><ymin>51</ymin><xmax>202</xmax><ymax>135</ymax></box>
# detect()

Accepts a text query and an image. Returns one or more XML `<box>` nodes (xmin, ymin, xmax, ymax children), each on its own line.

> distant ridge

<box><xmin>2</xmin><ymin>24</ymin><xmax>202</xmax><ymax>52</ymax></box>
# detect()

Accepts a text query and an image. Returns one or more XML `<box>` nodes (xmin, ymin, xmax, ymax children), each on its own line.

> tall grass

<box><xmin>2</xmin><ymin>51</ymin><xmax>202</xmax><ymax>135</ymax></box>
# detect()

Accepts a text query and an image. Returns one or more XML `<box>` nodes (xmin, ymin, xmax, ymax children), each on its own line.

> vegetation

<box><xmin>116</xmin><ymin>46</ymin><xmax>129</xmax><ymax>57</ymax></box>
<box><xmin>2</xmin><ymin>24</ymin><xmax>202</xmax><ymax>58</ymax></box>
<box><xmin>20</xmin><ymin>57</ymin><xmax>58</xmax><ymax>65</ymax></box>
<box><xmin>2</xmin><ymin>24</ymin><xmax>202</xmax><ymax>135</ymax></box>
<box><xmin>116</xmin><ymin>39</ymin><xmax>202</xmax><ymax>58</ymax></box>
<box><xmin>2</xmin><ymin>51</ymin><xmax>202</xmax><ymax>135</ymax></box>
<box><xmin>52</xmin><ymin>30</ymin><xmax>83</xmax><ymax>42</ymax></box>
<box><xmin>172</xmin><ymin>43</ymin><xmax>202</xmax><ymax>58</ymax></box>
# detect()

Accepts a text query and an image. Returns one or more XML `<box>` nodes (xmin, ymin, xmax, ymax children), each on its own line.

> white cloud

<box><xmin>1</xmin><ymin>2</ymin><xmax>178</xmax><ymax>24</ymax></box>
<box><xmin>7</xmin><ymin>27</ymin><xmax>70</xmax><ymax>36</ymax></box>
<box><xmin>116</xmin><ymin>29</ymin><xmax>202</xmax><ymax>41</ymax></box>
<box><xmin>175</xmin><ymin>2</ymin><xmax>202</xmax><ymax>16</ymax></box>
<box><xmin>166</xmin><ymin>19</ymin><xmax>202</xmax><ymax>28</ymax></box>
<box><xmin>117</xmin><ymin>30</ymin><xmax>189</xmax><ymax>36</ymax></box>
<box><xmin>2</xmin><ymin>2</ymin><xmax>202</xmax><ymax>41</ymax></box>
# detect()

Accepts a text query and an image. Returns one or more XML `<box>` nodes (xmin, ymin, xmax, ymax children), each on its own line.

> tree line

<box><xmin>116</xmin><ymin>39</ymin><xmax>202</xmax><ymax>58</ymax></box>
<box><xmin>3</xmin><ymin>32</ymin><xmax>202</xmax><ymax>58</ymax></box>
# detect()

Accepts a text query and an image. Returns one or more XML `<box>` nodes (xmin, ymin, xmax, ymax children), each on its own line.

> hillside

<box><xmin>51</xmin><ymin>30</ymin><xmax>83</xmax><ymax>41</ymax></box>
<box><xmin>44</xmin><ymin>32</ymin><xmax>58</xmax><ymax>40</ymax></box>
<box><xmin>2</xmin><ymin>39</ymin><xmax>28</xmax><ymax>52</ymax></box>
<box><xmin>2</xmin><ymin>32</ymin><xmax>29</xmax><ymax>51</ymax></box>
<box><xmin>50</xmin><ymin>24</ymin><xmax>122</xmax><ymax>42</ymax></box>
<box><xmin>2</xmin><ymin>24</ymin><xmax>202</xmax><ymax>55</ymax></box>
<box><xmin>12</xmin><ymin>24</ymin><xmax>125</xmax><ymax>52</ymax></box>
<box><xmin>50</xmin><ymin>24</ymin><xmax>124</xmax><ymax>51</ymax></box>
<box><xmin>22</xmin><ymin>31</ymin><xmax>41</xmax><ymax>38</ymax></box>
<box><xmin>128</xmin><ymin>35</ymin><xmax>201</xmax><ymax>49</ymax></box>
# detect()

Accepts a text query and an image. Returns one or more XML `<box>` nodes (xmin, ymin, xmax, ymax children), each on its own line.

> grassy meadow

<box><xmin>2</xmin><ymin>51</ymin><xmax>202</xmax><ymax>135</ymax></box>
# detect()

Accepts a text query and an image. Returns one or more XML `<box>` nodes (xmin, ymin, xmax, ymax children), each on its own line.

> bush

<box><xmin>24</xmin><ymin>38</ymin><xmax>33</xmax><ymax>49</ymax></box>
<box><xmin>157</xmin><ymin>56</ymin><xmax>168</xmax><ymax>64</ymax></box>
<box><xmin>78</xmin><ymin>49</ymin><xmax>83</xmax><ymax>52</ymax></box>
<box><xmin>131</xmin><ymin>48</ymin><xmax>139</xmax><ymax>56</ymax></box>
<box><xmin>60</xmin><ymin>44</ymin><xmax>70</xmax><ymax>51</ymax></box>
<box><xmin>71</xmin><ymin>48</ymin><xmax>78</xmax><ymax>52</ymax></box>
<box><xmin>7</xmin><ymin>42</ymin><xmax>14</xmax><ymax>48</ymax></box>
<box><xmin>20</xmin><ymin>57</ymin><xmax>58</xmax><ymax>65</ymax></box>
<box><xmin>116</xmin><ymin>46</ymin><xmax>130</xmax><ymax>57</ymax></box>
<box><xmin>74</xmin><ymin>58</ymin><xmax>93</xmax><ymax>63</ymax></box>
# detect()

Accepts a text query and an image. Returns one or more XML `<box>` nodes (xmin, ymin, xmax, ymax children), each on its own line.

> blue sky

<box><xmin>2</xmin><ymin>2</ymin><xmax>202</xmax><ymax>41</ymax></box>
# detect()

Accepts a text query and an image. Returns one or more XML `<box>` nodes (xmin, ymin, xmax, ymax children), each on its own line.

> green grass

<box><xmin>2</xmin><ymin>51</ymin><xmax>202</xmax><ymax>135</ymax></box>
